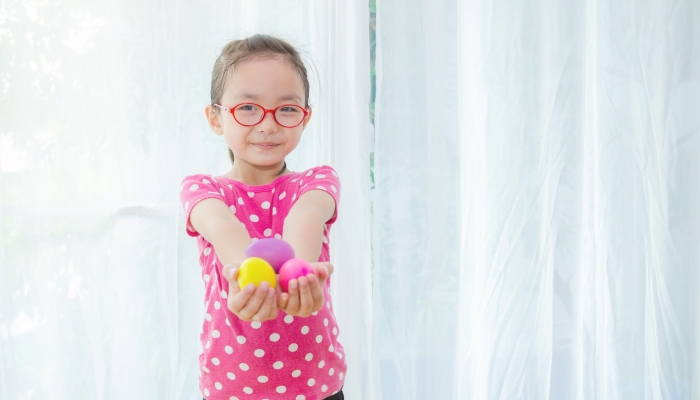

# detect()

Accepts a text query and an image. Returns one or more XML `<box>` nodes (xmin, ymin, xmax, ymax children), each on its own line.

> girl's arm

<box><xmin>278</xmin><ymin>190</ymin><xmax>336</xmax><ymax>317</ymax></box>
<box><xmin>190</xmin><ymin>198</ymin><xmax>279</xmax><ymax>322</ymax></box>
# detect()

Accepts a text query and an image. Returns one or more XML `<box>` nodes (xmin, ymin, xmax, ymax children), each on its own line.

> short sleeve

<box><xmin>180</xmin><ymin>174</ymin><xmax>227</xmax><ymax>237</ymax></box>
<box><xmin>297</xmin><ymin>165</ymin><xmax>341</xmax><ymax>225</ymax></box>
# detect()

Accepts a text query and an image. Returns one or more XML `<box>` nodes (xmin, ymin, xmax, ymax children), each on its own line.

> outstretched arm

<box><xmin>278</xmin><ymin>189</ymin><xmax>336</xmax><ymax>316</ymax></box>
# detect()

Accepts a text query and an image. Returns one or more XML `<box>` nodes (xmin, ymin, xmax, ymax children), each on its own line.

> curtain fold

<box><xmin>0</xmin><ymin>1</ymin><xmax>375</xmax><ymax>399</ymax></box>
<box><xmin>374</xmin><ymin>0</ymin><xmax>700</xmax><ymax>399</ymax></box>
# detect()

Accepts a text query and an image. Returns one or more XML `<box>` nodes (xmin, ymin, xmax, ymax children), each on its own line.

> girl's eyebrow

<box><xmin>237</xmin><ymin>93</ymin><xmax>303</xmax><ymax>103</ymax></box>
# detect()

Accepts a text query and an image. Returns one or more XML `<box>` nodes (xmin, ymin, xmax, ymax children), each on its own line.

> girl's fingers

<box><xmin>306</xmin><ymin>273</ymin><xmax>325</xmax><ymax>312</ymax></box>
<box><xmin>284</xmin><ymin>279</ymin><xmax>300</xmax><ymax>314</ymax></box>
<box><xmin>228</xmin><ymin>283</ymin><xmax>255</xmax><ymax>314</ymax></box>
<box><xmin>298</xmin><ymin>276</ymin><xmax>313</xmax><ymax>316</ymax></box>
<box><xmin>253</xmin><ymin>288</ymin><xmax>276</xmax><ymax>322</ymax></box>
<box><xmin>223</xmin><ymin>264</ymin><xmax>241</xmax><ymax>295</ymax></box>
<box><xmin>238</xmin><ymin>282</ymin><xmax>271</xmax><ymax>320</ymax></box>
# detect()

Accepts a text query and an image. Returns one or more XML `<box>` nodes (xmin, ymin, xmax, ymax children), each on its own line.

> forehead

<box><xmin>223</xmin><ymin>56</ymin><xmax>305</xmax><ymax>104</ymax></box>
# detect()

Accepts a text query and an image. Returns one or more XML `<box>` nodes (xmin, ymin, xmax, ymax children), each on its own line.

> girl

<box><xmin>179</xmin><ymin>35</ymin><xmax>346</xmax><ymax>400</ymax></box>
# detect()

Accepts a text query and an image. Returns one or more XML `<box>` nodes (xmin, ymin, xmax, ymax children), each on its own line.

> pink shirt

<box><xmin>180</xmin><ymin>165</ymin><xmax>347</xmax><ymax>400</ymax></box>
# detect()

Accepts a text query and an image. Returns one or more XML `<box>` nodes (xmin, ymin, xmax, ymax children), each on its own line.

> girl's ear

<box><xmin>301</xmin><ymin>107</ymin><xmax>313</xmax><ymax>129</ymax></box>
<box><xmin>205</xmin><ymin>105</ymin><xmax>224</xmax><ymax>136</ymax></box>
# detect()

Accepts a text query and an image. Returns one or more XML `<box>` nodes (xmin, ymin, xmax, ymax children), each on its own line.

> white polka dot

<box><xmin>215</xmin><ymin>382</ymin><xmax>222</xmax><ymax>390</ymax></box>
<box><xmin>258</xmin><ymin>375</ymin><xmax>268</xmax><ymax>383</ymax></box>
<box><xmin>264</xmin><ymin>228</ymin><xmax>272</xmax><ymax>237</ymax></box>
<box><xmin>212</xmin><ymin>330</ymin><xmax>220</xmax><ymax>338</ymax></box>
<box><xmin>229</xmin><ymin>205</ymin><xmax>236</xmax><ymax>214</ymax></box>
<box><xmin>300</xmin><ymin>180</ymin><xmax>303</xmax><ymax>185</ymax></box>
<box><xmin>292</xmin><ymin>194</ymin><xmax>297</xmax><ymax>202</ymax></box>
<box><xmin>296</xmin><ymin>395</ymin><xmax>306</xmax><ymax>400</ymax></box>
<box><xmin>225</xmin><ymin>346</ymin><xmax>233</xmax><ymax>354</ymax></box>
<box><xmin>316</xmin><ymin>335</ymin><xmax>323</xmax><ymax>343</ymax></box>
<box><xmin>220</xmin><ymin>188</ymin><xmax>225</xmax><ymax>196</ymax></box>
<box><xmin>317</xmin><ymin>185</ymin><xmax>326</xmax><ymax>190</ymax></box>
<box><xmin>329</xmin><ymin>344</ymin><xmax>334</xmax><ymax>352</ymax></box>
<box><xmin>205</xmin><ymin>340</ymin><xmax>211</xmax><ymax>349</ymax></box>
<box><xmin>333</xmin><ymin>327</ymin><xmax>338</xmax><ymax>335</ymax></box>
<box><xmin>184</xmin><ymin>201</ymin><xmax>189</xmax><ymax>210</ymax></box>
<box><xmin>248</xmin><ymin>192</ymin><xmax>254</xmax><ymax>198</ymax></box>
<box><xmin>291</xmin><ymin>179</ymin><xmax>297</xmax><ymax>182</ymax></box>
<box><xmin>261</xmin><ymin>201</ymin><xmax>271</xmax><ymax>209</ymax></box>
<box><xmin>225</xmin><ymin>318</ymin><xmax>230</xmax><ymax>326</ymax></box>
<box><xmin>251</xmin><ymin>321</ymin><xmax>261</xmax><ymax>329</ymax></box>
<box><xmin>276</xmin><ymin>386</ymin><xmax>287</xmax><ymax>393</ymax></box>
<box><xmin>275</xmin><ymin>234</ymin><xmax>282</xmax><ymax>239</ymax></box>
<box><xmin>212</xmin><ymin>358</ymin><xmax>220</xmax><ymax>366</ymax></box>
<box><xmin>204</xmin><ymin>247</ymin><xmax>211</xmax><ymax>256</ymax></box>
<box><xmin>321</xmin><ymin>384</ymin><xmax>328</xmax><ymax>392</ymax></box>
<box><xmin>312</xmin><ymin>311</ymin><xmax>318</xmax><ymax>316</ymax></box>
<box><xmin>202</xmin><ymin>366</ymin><xmax>210</xmax><ymax>373</ymax></box>
<box><xmin>227</xmin><ymin>372</ymin><xmax>235</xmax><ymax>380</ymax></box>
<box><xmin>239</xmin><ymin>363</ymin><xmax>249</xmax><ymax>371</ymax></box>
<box><xmin>272</xmin><ymin>188</ymin><xmax>276</xmax><ymax>193</ymax></box>
<box><xmin>254</xmin><ymin>349</ymin><xmax>265</xmax><ymax>357</ymax></box>
<box><xmin>273</xmin><ymin>207</ymin><xmax>277</xmax><ymax>215</ymax></box>
<box><xmin>331</xmin><ymin>185</ymin><xmax>337</xmax><ymax>193</ymax></box>
<box><xmin>284</xmin><ymin>315</ymin><xmax>294</xmax><ymax>324</ymax></box>
<box><xmin>339</xmin><ymin>372</ymin><xmax>344</xmax><ymax>379</ymax></box>
<box><xmin>203</xmin><ymin>388</ymin><xmax>210</xmax><ymax>396</ymax></box>
<box><xmin>202</xmin><ymin>179</ymin><xmax>210</xmax><ymax>184</ymax></box>
<box><xmin>301</xmin><ymin>326</ymin><xmax>309</xmax><ymax>334</ymax></box>
<box><xmin>204</xmin><ymin>274</ymin><xmax>210</xmax><ymax>282</ymax></box>
<box><xmin>329</xmin><ymin>368</ymin><xmax>334</xmax><ymax>375</ymax></box>
<box><xmin>307</xmin><ymin>378</ymin><xmax>315</xmax><ymax>386</ymax></box>
<box><xmin>324</xmin><ymin>318</ymin><xmax>328</xmax><ymax>326</ymax></box>
<box><xmin>331</xmin><ymin>170</ymin><xmax>338</xmax><ymax>177</ymax></box>
<box><xmin>279</xmin><ymin>191</ymin><xmax>286</xmax><ymax>200</ymax></box>
<box><xmin>327</xmin><ymin>301</ymin><xmax>330</xmax><ymax>309</ymax></box>
<box><xmin>288</xmin><ymin>343</ymin><xmax>298</xmax><ymax>352</ymax></box>
<box><xmin>220</xmin><ymin>290</ymin><xmax>227</xmax><ymax>298</ymax></box>
<box><xmin>231</xmin><ymin>397</ymin><xmax>239</xmax><ymax>400</ymax></box>
<box><xmin>270</xmin><ymin>333</ymin><xmax>280</xmax><ymax>342</ymax></box>
<box><xmin>318</xmin><ymin>360</ymin><xmax>325</xmax><ymax>368</ymax></box>
<box><xmin>252</xmin><ymin>238</ymin><xmax>259</xmax><ymax>241</ymax></box>
<box><xmin>190</xmin><ymin>184</ymin><xmax>199</xmax><ymax>191</ymax></box>
<box><xmin>205</xmin><ymin>313</ymin><xmax>212</xmax><ymax>321</ymax></box>
<box><xmin>306</xmin><ymin>170</ymin><xmax>313</xmax><ymax>177</ymax></box>
<box><xmin>250</xmin><ymin>214</ymin><xmax>259</xmax><ymax>222</ymax></box>
<box><xmin>305</xmin><ymin>353</ymin><xmax>313</xmax><ymax>361</ymax></box>
<box><xmin>238</xmin><ymin>197</ymin><xmax>244</xmax><ymax>205</ymax></box>
<box><xmin>273</xmin><ymin>361</ymin><xmax>283</xmax><ymax>369</ymax></box>
<box><xmin>315</xmin><ymin>174</ymin><xmax>326</xmax><ymax>179</ymax></box>
<box><xmin>323</xmin><ymin>235</ymin><xmax>328</xmax><ymax>243</ymax></box>
<box><xmin>337</xmin><ymin>353</ymin><xmax>343</xmax><ymax>359</ymax></box>
<box><xmin>292</xmin><ymin>369</ymin><xmax>302</xmax><ymax>377</ymax></box>
<box><xmin>237</xmin><ymin>336</ymin><xmax>246</xmax><ymax>344</ymax></box>
<box><xmin>214</xmin><ymin>301</ymin><xmax>221</xmax><ymax>310</ymax></box>
<box><xmin>243</xmin><ymin>387</ymin><xmax>253</xmax><ymax>394</ymax></box>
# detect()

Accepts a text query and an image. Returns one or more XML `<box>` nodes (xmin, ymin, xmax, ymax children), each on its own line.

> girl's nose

<box><xmin>257</xmin><ymin>110</ymin><xmax>278</xmax><ymax>132</ymax></box>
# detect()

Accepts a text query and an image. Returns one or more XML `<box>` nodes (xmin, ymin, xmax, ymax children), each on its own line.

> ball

<box><xmin>237</xmin><ymin>257</ymin><xmax>277</xmax><ymax>290</ymax></box>
<box><xmin>245</xmin><ymin>238</ymin><xmax>295</xmax><ymax>273</ymax></box>
<box><xmin>278</xmin><ymin>258</ymin><xmax>315</xmax><ymax>293</ymax></box>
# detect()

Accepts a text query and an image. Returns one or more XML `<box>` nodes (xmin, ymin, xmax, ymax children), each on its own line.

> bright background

<box><xmin>2</xmin><ymin>0</ymin><xmax>700</xmax><ymax>399</ymax></box>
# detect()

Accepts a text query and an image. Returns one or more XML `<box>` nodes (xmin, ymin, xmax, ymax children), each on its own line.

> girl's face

<box><xmin>207</xmin><ymin>56</ymin><xmax>311</xmax><ymax>170</ymax></box>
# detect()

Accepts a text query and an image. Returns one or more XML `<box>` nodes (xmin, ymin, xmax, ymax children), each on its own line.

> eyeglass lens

<box><xmin>234</xmin><ymin>104</ymin><xmax>304</xmax><ymax>127</ymax></box>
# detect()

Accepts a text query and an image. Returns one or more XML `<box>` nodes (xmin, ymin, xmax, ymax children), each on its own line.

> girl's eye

<box><xmin>279</xmin><ymin>106</ymin><xmax>300</xmax><ymax>113</ymax></box>
<box><xmin>237</xmin><ymin>104</ymin><xmax>258</xmax><ymax>111</ymax></box>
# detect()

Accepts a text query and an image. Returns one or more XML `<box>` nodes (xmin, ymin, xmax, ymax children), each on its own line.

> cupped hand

<box><xmin>277</xmin><ymin>262</ymin><xmax>334</xmax><ymax>317</ymax></box>
<box><xmin>222</xmin><ymin>263</ymin><xmax>279</xmax><ymax>322</ymax></box>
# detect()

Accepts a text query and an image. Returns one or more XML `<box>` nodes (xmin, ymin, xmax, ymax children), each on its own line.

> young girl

<box><xmin>179</xmin><ymin>35</ymin><xmax>346</xmax><ymax>400</ymax></box>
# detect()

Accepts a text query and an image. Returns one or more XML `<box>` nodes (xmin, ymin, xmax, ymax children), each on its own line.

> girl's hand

<box><xmin>222</xmin><ymin>263</ymin><xmax>279</xmax><ymax>322</ymax></box>
<box><xmin>277</xmin><ymin>262</ymin><xmax>334</xmax><ymax>317</ymax></box>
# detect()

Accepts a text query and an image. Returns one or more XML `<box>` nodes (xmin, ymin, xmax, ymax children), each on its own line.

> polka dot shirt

<box><xmin>180</xmin><ymin>165</ymin><xmax>346</xmax><ymax>400</ymax></box>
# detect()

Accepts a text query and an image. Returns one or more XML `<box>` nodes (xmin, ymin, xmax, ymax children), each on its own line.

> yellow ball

<box><xmin>238</xmin><ymin>257</ymin><xmax>277</xmax><ymax>290</ymax></box>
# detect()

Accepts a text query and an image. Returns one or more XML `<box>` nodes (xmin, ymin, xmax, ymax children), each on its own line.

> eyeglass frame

<box><xmin>213</xmin><ymin>103</ymin><xmax>310</xmax><ymax>128</ymax></box>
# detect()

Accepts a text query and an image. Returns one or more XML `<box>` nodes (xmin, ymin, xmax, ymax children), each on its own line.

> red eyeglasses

<box><xmin>214</xmin><ymin>103</ymin><xmax>309</xmax><ymax>128</ymax></box>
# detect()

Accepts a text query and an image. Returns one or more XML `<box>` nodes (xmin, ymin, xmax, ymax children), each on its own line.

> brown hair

<box><xmin>210</xmin><ymin>34</ymin><xmax>310</xmax><ymax>173</ymax></box>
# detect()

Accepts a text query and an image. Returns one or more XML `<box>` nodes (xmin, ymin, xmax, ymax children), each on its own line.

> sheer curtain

<box><xmin>0</xmin><ymin>1</ymin><xmax>375</xmax><ymax>399</ymax></box>
<box><xmin>373</xmin><ymin>0</ymin><xmax>700</xmax><ymax>399</ymax></box>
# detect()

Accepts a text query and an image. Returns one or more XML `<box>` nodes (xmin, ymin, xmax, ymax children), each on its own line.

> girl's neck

<box><xmin>224</xmin><ymin>160</ymin><xmax>291</xmax><ymax>186</ymax></box>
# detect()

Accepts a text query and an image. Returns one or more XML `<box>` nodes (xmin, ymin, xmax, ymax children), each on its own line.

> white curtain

<box><xmin>0</xmin><ymin>1</ymin><xmax>376</xmax><ymax>399</ymax></box>
<box><xmin>373</xmin><ymin>0</ymin><xmax>700</xmax><ymax>399</ymax></box>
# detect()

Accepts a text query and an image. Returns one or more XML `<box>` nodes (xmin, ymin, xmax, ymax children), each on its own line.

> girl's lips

<box><xmin>253</xmin><ymin>143</ymin><xmax>279</xmax><ymax>149</ymax></box>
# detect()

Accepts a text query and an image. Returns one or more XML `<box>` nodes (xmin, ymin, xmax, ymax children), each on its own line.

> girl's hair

<box><xmin>210</xmin><ymin>34</ymin><xmax>310</xmax><ymax>173</ymax></box>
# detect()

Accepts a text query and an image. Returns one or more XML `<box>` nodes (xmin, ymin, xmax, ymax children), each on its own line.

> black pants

<box><xmin>204</xmin><ymin>386</ymin><xmax>344</xmax><ymax>400</ymax></box>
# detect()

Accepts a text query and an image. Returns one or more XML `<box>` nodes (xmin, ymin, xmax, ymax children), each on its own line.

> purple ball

<box><xmin>245</xmin><ymin>238</ymin><xmax>295</xmax><ymax>273</ymax></box>
<box><xmin>279</xmin><ymin>258</ymin><xmax>315</xmax><ymax>292</ymax></box>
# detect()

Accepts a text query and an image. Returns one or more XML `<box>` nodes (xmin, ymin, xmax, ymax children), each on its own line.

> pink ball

<box><xmin>278</xmin><ymin>258</ymin><xmax>315</xmax><ymax>293</ymax></box>
<box><xmin>245</xmin><ymin>238</ymin><xmax>295</xmax><ymax>273</ymax></box>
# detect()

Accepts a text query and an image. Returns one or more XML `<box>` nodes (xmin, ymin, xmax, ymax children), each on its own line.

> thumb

<box><xmin>222</xmin><ymin>263</ymin><xmax>241</xmax><ymax>294</ymax></box>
